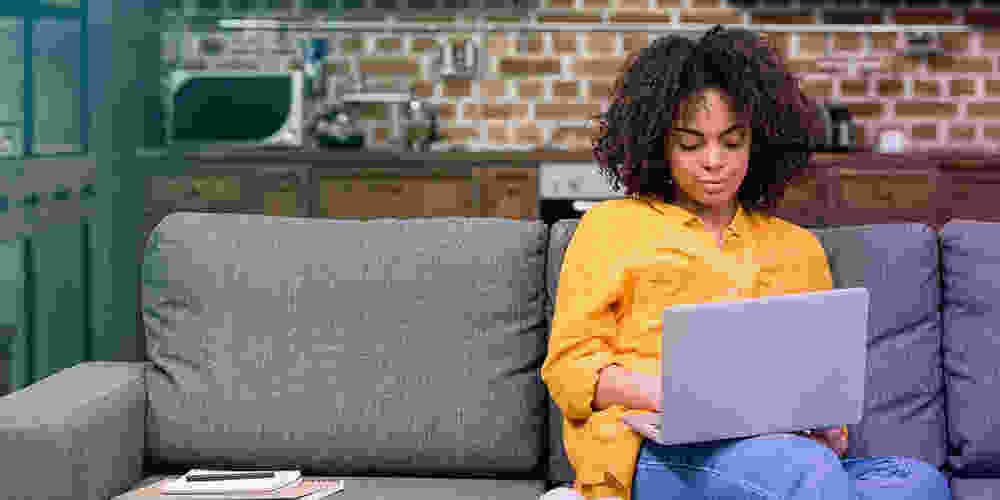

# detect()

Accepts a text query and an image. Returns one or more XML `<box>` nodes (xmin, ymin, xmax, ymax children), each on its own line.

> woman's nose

<box><xmin>702</xmin><ymin>144</ymin><xmax>724</xmax><ymax>167</ymax></box>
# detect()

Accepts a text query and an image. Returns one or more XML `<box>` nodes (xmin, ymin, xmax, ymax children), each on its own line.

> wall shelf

<box><xmin>217</xmin><ymin>18</ymin><xmax>978</xmax><ymax>34</ymax></box>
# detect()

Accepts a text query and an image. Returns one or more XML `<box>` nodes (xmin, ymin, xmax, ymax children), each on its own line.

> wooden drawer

<box><xmin>320</xmin><ymin>175</ymin><xmax>479</xmax><ymax>218</ymax></box>
<box><xmin>946</xmin><ymin>174</ymin><xmax>1000</xmax><ymax>223</ymax></box>
<box><xmin>147</xmin><ymin>167</ymin><xmax>309</xmax><ymax>217</ymax></box>
<box><xmin>477</xmin><ymin>167</ymin><xmax>537</xmax><ymax>220</ymax></box>
<box><xmin>837</xmin><ymin>170</ymin><xmax>935</xmax><ymax>210</ymax></box>
<box><xmin>776</xmin><ymin>172</ymin><xmax>821</xmax><ymax>208</ymax></box>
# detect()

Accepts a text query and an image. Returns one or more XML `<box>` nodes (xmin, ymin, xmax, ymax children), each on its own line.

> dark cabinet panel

<box><xmin>145</xmin><ymin>165</ymin><xmax>310</xmax><ymax>238</ymax></box>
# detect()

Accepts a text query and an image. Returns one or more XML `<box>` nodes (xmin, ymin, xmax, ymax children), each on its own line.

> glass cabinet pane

<box><xmin>41</xmin><ymin>0</ymin><xmax>83</xmax><ymax>7</ymax></box>
<box><xmin>0</xmin><ymin>17</ymin><xmax>24</xmax><ymax>158</ymax></box>
<box><xmin>32</xmin><ymin>17</ymin><xmax>83</xmax><ymax>155</ymax></box>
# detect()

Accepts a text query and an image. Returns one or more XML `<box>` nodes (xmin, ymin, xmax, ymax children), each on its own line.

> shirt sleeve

<box><xmin>804</xmin><ymin>232</ymin><xmax>834</xmax><ymax>293</ymax></box>
<box><xmin>541</xmin><ymin>206</ymin><xmax>627</xmax><ymax>422</ymax></box>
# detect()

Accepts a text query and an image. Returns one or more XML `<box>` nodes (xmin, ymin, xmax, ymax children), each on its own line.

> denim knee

<box><xmin>853</xmin><ymin>457</ymin><xmax>952</xmax><ymax>500</ymax></box>
<box><xmin>712</xmin><ymin>434</ymin><xmax>852</xmax><ymax>496</ymax></box>
<box><xmin>751</xmin><ymin>434</ymin><xmax>843</xmax><ymax>467</ymax></box>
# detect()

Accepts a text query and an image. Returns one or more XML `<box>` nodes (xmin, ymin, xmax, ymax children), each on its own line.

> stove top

<box><xmin>538</xmin><ymin>162</ymin><xmax>625</xmax><ymax>200</ymax></box>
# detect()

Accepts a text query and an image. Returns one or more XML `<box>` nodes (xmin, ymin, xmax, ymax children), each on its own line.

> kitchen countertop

<box><xmin>138</xmin><ymin>146</ymin><xmax>595</xmax><ymax>163</ymax></box>
<box><xmin>136</xmin><ymin>147</ymin><xmax>1000</xmax><ymax>166</ymax></box>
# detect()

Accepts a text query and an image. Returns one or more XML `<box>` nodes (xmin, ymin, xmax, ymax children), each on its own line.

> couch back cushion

<box><xmin>940</xmin><ymin>220</ymin><xmax>1000</xmax><ymax>476</ymax></box>
<box><xmin>544</xmin><ymin>220</ymin><xmax>579</xmax><ymax>486</ymax></box>
<box><xmin>544</xmin><ymin>220</ymin><xmax>947</xmax><ymax>485</ymax></box>
<box><xmin>142</xmin><ymin>213</ymin><xmax>549</xmax><ymax>478</ymax></box>
<box><xmin>810</xmin><ymin>223</ymin><xmax>946</xmax><ymax>468</ymax></box>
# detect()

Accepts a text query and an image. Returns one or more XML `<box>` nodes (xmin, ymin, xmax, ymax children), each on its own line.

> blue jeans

<box><xmin>632</xmin><ymin>434</ymin><xmax>952</xmax><ymax>500</ymax></box>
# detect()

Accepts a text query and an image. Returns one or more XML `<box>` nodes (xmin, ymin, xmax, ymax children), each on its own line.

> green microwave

<box><xmin>165</xmin><ymin>70</ymin><xmax>304</xmax><ymax>148</ymax></box>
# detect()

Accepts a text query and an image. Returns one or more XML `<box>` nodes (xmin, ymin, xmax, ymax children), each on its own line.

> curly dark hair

<box><xmin>592</xmin><ymin>25</ymin><xmax>826</xmax><ymax>214</ymax></box>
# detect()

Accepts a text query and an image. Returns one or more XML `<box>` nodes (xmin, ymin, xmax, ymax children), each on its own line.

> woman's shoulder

<box><xmin>574</xmin><ymin>198</ymin><xmax>649</xmax><ymax>226</ymax></box>
<box><xmin>753</xmin><ymin>212</ymin><xmax>824</xmax><ymax>250</ymax></box>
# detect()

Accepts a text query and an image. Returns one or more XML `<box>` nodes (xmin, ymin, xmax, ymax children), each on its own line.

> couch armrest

<box><xmin>0</xmin><ymin>361</ymin><xmax>149</xmax><ymax>500</ymax></box>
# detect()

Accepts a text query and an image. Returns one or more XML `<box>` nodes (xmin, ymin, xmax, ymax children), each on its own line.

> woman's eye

<box><xmin>678</xmin><ymin>143</ymin><xmax>700</xmax><ymax>151</ymax></box>
<box><xmin>726</xmin><ymin>131</ymin><xmax>748</xmax><ymax>148</ymax></box>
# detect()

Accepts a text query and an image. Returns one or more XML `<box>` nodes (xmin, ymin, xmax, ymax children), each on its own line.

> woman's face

<box><xmin>664</xmin><ymin>88</ymin><xmax>751</xmax><ymax>214</ymax></box>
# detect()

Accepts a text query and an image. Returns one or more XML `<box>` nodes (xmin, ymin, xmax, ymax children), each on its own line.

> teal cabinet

<box><xmin>0</xmin><ymin>179</ymin><xmax>95</xmax><ymax>393</ymax></box>
<box><xmin>0</xmin><ymin>238</ymin><xmax>29</xmax><ymax>392</ymax></box>
<box><xmin>29</xmin><ymin>220</ymin><xmax>88</xmax><ymax>382</ymax></box>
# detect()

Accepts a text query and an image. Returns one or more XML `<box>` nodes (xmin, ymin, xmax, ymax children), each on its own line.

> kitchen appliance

<box><xmin>165</xmin><ymin>70</ymin><xmax>304</xmax><ymax>148</ymax></box>
<box><xmin>405</xmin><ymin>99</ymin><xmax>441</xmax><ymax>152</ymax></box>
<box><xmin>815</xmin><ymin>101</ymin><xmax>859</xmax><ymax>152</ymax></box>
<box><xmin>538</xmin><ymin>162</ymin><xmax>626</xmax><ymax>226</ymax></box>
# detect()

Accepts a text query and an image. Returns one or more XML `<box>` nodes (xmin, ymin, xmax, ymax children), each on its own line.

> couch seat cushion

<box><xmin>948</xmin><ymin>477</ymin><xmax>1000</xmax><ymax>500</ymax></box>
<box><xmin>114</xmin><ymin>475</ymin><xmax>547</xmax><ymax>500</ymax></box>
<box><xmin>142</xmin><ymin>213</ymin><xmax>549</xmax><ymax>477</ymax></box>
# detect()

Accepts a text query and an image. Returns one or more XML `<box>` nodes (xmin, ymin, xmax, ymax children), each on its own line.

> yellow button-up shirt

<box><xmin>540</xmin><ymin>196</ymin><xmax>835</xmax><ymax>500</ymax></box>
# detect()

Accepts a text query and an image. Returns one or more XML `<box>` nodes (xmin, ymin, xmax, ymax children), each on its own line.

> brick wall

<box><xmin>162</xmin><ymin>2</ymin><xmax>1000</xmax><ymax>153</ymax></box>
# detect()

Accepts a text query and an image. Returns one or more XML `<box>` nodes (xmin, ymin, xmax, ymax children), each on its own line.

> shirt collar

<box><xmin>641</xmin><ymin>196</ymin><xmax>752</xmax><ymax>238</ymax></box>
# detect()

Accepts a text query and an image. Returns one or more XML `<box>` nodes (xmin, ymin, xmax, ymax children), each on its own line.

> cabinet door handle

<box><xmin>494</xmin><ymin>171</ymin><xmax>531</xmax><ymax>180</ymax></box>
<box><xmin>371</xmin><ymin>184</ymin><xmax>404</xmax><ymax>194</ymax></box>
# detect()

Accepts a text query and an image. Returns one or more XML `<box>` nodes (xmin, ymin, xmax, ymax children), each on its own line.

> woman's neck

<box><xmin>673</xmin><ymin>193</ymin><xmax>738</xmax><ymax>232</ymax></box>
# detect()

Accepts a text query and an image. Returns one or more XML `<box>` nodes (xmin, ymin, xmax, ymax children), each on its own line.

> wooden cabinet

<box><xmin>477</xmin><ymin>167</ymin><xmax>537</xmax><ymax>220</ymax></box>
<box><xmin>784</xmin><ymin>153</ymin><xmax>946</xmax><ymax>228</ymax></box>
<box><xmin>319</xmin><ymin>174</ymin><xmax>478</xmax><ymax>218</ymax></box>
<box><xmin>771</xmin><ymin>166</ymin><xmax>832</xmax><ymax>227</ymax></box>
<box><xmin>939</xmin><ymin>158</ymin><xmax>1000</xmax><ymax>225</ymax></box>
<box><xmin>152</xmin><ymin>152</ymin><xmax>1000</xmax><ymax>232</ymax></box>
<box><xmin>838</xmin><ymin>170</ymin><xmax>935</xmax><ymax>211</ymax></box>
<box><xmin>145</xmin><ymin>165</ymin><xmax>310</xmax><ymax>235</ymax></box>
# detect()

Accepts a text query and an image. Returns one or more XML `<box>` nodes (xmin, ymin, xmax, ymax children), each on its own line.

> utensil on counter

<box><xmin>338</xmin><ymin>91</ymin><xmax>444</xmax><ymax>152</ymax></box>
<box><xmin>406</xmin><ymin>100</ymin><xmax>441</xmax><ymax>152</ymax></box>
<box><xmin>303</xmin><ymin>38</ymin><xmax>329</xmax><ymax>98</ymax></box>
<box><xmin>439</xmin><ymin>38</ymin><xmax>479</xmax><ymax>80</ymax></box>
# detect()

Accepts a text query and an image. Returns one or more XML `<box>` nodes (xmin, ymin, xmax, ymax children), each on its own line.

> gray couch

<box><xmin>1</xmin><ymin>212</ymin><xmax>998</xmax><ymax>500</ymax></box>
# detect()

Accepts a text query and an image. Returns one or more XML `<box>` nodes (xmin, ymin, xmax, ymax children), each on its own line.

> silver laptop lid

<box><xmin>656</xmin><ymin>287</ymin><xmax>870</xmax><ymax>444</ymax></box>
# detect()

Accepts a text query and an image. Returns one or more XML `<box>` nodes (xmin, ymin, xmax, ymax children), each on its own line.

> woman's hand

<box><xmin>632</xmin><ymin>371</ymin><xmax>663</xmax><ymax>412</ymax></box>
<box><xmin>593</xmin><ymin>365</ymin><xmax>663</xmax><ymax>412</ymax></box>
<box><xmin>801</xmin><ymin>427</ymin><xmax>849</xmax><ymax>458</ymax></box>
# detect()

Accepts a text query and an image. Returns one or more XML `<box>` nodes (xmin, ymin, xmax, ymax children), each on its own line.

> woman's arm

<box><xmin>542</xmin><ymin>206</ymin><xmax>631</xmax><ymax>422</ymax></box>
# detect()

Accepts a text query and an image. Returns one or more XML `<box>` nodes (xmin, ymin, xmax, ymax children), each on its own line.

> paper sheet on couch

<box><xmin>130</xmin><ymin>478</ymin><xmax>343</xmax><ymax>499</ymax></box>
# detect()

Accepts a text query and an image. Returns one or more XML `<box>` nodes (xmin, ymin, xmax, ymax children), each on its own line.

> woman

<box><xmin>540</xmin><ymin>25</ymin><xmax>952</xmax><ymax>500</ymax></box>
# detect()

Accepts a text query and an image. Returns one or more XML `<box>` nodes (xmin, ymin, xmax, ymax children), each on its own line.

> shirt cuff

<box><xmin>547</xmin><ymin>349</ymin><xmax>618</xmax><ymax>422</ymax></box>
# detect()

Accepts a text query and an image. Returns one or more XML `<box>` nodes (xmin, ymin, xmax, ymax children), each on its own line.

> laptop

<box><xmin>621</xmin><ymin>287</ymin><xmax>869</xmax><ymax>446</ymax></box>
